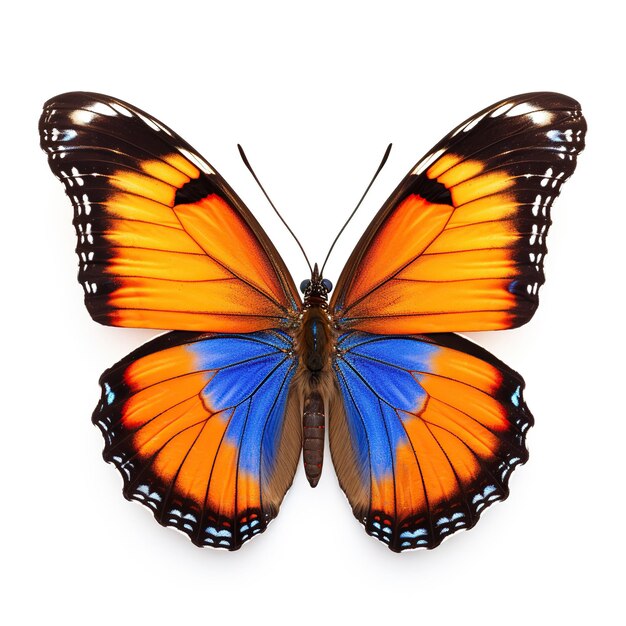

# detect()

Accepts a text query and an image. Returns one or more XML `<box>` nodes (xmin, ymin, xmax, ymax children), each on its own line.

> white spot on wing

<box><xmin>506</xmin><ymin>102</ymin><xmax>539</xmax><ymax>117</ymax></box>
<box><xmin>462</xmin><ymin>111</ymin><xmax>488</xmax><ymax>133</ymax></box>
<box><xmin>490</xmin><ymin>102</ymin><xmax>514</xmax><ymax>117</ymax></box>
<box><xmin>413</xmin><ymin>148</ymin><xmax>446</xmax><ymax>176</ymax></box>
<box><xmin>529</xmin><ymin>110</ymin><xmax>553</xmax><ymax>125</ymax></box>
<box><xmin>88</xmin><ymin>101</ymin><xmax>117</xmax><ymax>116</ymax></box>
<box><xmin>111</xmin><ymin>102</ymin><xmax>133</xmax><ymax>117</ymax></box>
<box><xmin>71</xmin><ymin>109</ymin><xmax>96</xmax><ymax>125</ymax></box>
<box><xmin>180</xmin><ymin>147</ymin><xmax>215</xmax><ymax>175</ymax></box>
<box><xmin>138</xmin><ymin>112</ymin><xmax>161</xmax><ymax>132</ymax></box>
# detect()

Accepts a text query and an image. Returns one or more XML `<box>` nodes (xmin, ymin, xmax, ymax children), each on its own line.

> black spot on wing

<box><xmin>415</xmin><ymin>176</ymin><xmax>453</xmax><ymax>205</ymax></box>
<box><xmin>175</xmin><ymin>174</ymin><xmax>223</xmax><ymax>205</ymax></box>
<box><xmin>398</xmin><ymin>175</ymin><xmax>452</xmax><ymax>206</ymax></box>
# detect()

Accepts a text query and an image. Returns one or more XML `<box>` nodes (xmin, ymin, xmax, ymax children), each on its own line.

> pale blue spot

<box><xmin>511</xmin><ymin>385</ymin><xmax>521</xmax><ymax>407</ymax></box>
<box><xmin>104</xmin><ymin>382</ymin><xmax>115</xmax><ymax>405</ymax></box>
<box><xmin>206</xmin><ymin>526</ymin><xmax>232</xmax><ymax>538</ymax></box>
<box><xmin>400</xmin><ymin>528</ymin><xmax>427</xmax><ymax>539</ymax></box>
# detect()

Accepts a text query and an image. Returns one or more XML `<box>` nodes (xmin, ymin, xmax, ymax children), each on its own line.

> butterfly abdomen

<box><xmin>303</xmin><ymin>390</ymin><xmax>325</xmax><ymax>487</ymax></box>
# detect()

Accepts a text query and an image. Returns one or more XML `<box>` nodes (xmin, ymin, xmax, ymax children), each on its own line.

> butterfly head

<box><xmin>300</xmin><ymin>263</ymin><xmax>333</xmax><ymax>308</ymax></box>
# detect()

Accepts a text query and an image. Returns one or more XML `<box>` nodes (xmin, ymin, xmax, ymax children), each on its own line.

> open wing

<box><xmin>330</xmin><ymin>332</ymin><xmax>532</xmax><ymax>551</ymax></box>
<box><xmin>40</xmin><ymin>92</ymin><xmax>300</xmax><ymax>332</ymax></box>
<box><xmin>93</xmin><ymin>330</ymin><xmax>300</xmax><ymax>549</ymax></box>
<box><xmin>331</xmin><ymin>92</ymin><xmax>586</xmax><ymax>333</ymax></box>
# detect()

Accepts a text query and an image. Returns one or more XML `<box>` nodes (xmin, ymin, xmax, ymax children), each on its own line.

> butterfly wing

<box><xmin>40</xmin><ymin>92</ymin><xmax>300</xmax><ymax>332</ymax></box>
<box><xmin>93</xmin><ymin>330</ymin><xmax>300</xmax><ymax>549</ymax></box>
<box><xmin>331</xmin><ymin>92</ymin><xmax>586</xmax><ymax>333</ymax></box>
<box><xmin>330</xmin><ymin>332</ymin><xmax>532</xmax><ymax>551</ymax></box>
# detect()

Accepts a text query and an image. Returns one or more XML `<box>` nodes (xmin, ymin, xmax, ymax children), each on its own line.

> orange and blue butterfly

<box><xmin>39</xmin><ymin>92</ymin><xmax>586</xmax><ymax>551</ymax></box>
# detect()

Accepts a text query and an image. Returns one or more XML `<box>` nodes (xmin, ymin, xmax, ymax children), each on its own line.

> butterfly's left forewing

<box><xmin>94</xmin><ymin>330</ymin><xmax>300</xmax><ymax>549</ymax></box>
<box><xmin>40</xmin><ymin>92</ymin><xmax>300</xmax><ymax>333</ymax></box>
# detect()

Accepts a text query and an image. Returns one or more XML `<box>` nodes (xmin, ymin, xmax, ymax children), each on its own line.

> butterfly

<box><xmin>39</xmin><ymin>92</ymin><xmax>586</xmax><ymax>552</ymax></box>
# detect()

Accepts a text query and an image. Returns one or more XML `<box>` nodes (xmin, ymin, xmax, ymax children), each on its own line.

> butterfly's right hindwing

<box><xmin>330</xmin><ymin>332</ymin><xmax>533</xmax><ymax>551</ymax></box>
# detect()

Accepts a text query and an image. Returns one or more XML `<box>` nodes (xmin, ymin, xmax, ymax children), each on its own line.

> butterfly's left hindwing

<box><xmin>331</xmin><ymin>333</ymin><xmax>532</xmax><ymax>551</ymax></box>
<box><xmin>93</xmin><ymin>331</ymin><xmax>300</xmax><ymax>549</ymax></box>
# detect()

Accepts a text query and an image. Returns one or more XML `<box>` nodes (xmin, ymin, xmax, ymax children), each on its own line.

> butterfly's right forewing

<box><xmin>331</xmin><ymin>92</ymin><xmax>586</xmax><ymax>334</ymax></box>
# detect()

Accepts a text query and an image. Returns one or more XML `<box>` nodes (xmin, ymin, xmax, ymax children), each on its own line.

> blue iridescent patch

<box><xmin>335</xmin><ymin>333</ymin><xmax>440</xmax><ymax>479</ymax></box>
<box><xmin>187</xmin><ymin>331</ymin><xmax>295</xmax><ymax>479</ymax></box>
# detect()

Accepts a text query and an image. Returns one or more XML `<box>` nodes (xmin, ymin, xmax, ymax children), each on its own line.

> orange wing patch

<box><xmin>105</xmin><ymin>166</ymin><xmax>295</xmax><ymax>332</ymax></box>
<box><xmin>40</xmin><ymin>92</ymin><xmax>300</xmax><ymax>333</ymax></box>
<box><xmin>93</xmin><ymin>330</ymin><xmax>299</xmax><ymax>549</ymax></box>
<box><xmin>370</xmin><ymin>346</ymin><xmax>520</xmax><ymax>524</ymax></box>
<box><xmin>332</xmin><ymin>93</ymin><xmax>586</xmax><ymax>333</ymax></box>
<box><xmin>331</xmin><ymin>332</ymin><xmax>532</xmax><ymax>551</ymax></box>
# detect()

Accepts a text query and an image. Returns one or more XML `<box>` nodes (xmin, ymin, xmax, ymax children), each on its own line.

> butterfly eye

<box><xmin>300</xmin><ymin>279</ymin><xmax>311</xmax><ymax>294</ymax></box>
<box><xmin>322</xmin><ymin>278</ymin><xmax>333</xmax><ymax>292</ymax></box>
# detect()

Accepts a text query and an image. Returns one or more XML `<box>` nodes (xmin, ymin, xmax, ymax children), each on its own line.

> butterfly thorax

<box><xmin>298</xmin><ymin>263</ymin><xmax>334</xmax><ymax>373</ymax></box>
<box><xmin>300</xmin><ymin>306</ymin><xmax>331</xmax><ymax>371</ymax></box>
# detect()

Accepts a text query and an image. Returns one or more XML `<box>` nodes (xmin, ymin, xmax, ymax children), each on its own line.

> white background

<box><xmin>2</xmin><ymin>1</ymin><xmax>624</xmax><ymax>624</ymax></box>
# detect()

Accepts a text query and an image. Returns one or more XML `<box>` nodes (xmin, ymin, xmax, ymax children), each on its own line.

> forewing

<box><xmin>332</xmin><ymin>92</ymin><xmax>586</xmax><ymax>333</ymax></box>
<box><xmin>93</xmin><ymin>330</ymin><xmax>300</xmax><ymax>549</ymax></box>
<box><xmin>330</xmin><ymin>332</ymin><xmax>532</xmax><ymax>551</ymax></box>
<box><xmin>40</xmin><ymin>92</ymin><xmax>300</xmax><ymax>332</ymax></box>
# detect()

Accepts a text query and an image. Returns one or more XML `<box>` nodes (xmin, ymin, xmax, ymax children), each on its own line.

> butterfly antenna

<box><xmin>320</xmin><ymin>143</ymin><xmax>392</xmax><ymax>276</ymax></box>
<box><xmin>238</xmin><ymin>144</ymin><xmax>313</xmax><ymax>274</ymax></box>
